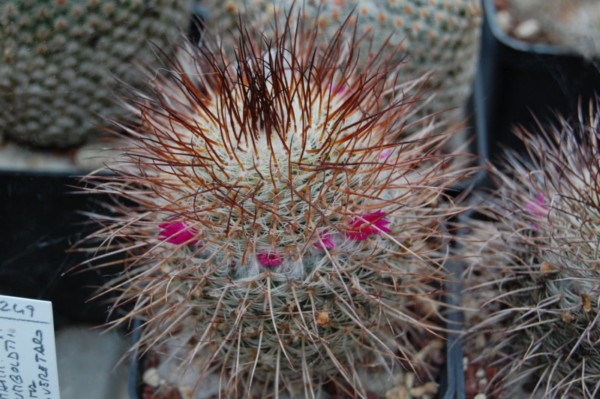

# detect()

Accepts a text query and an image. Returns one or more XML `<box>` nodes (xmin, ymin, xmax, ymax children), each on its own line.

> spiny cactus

<box><xmin>201</xmin><ymin>0</ymin><xmax>482</xmax><ymax>147</ymax></box>
<box><xmin>461</xmin><ymin>103</ymin><xmax>600</xmax><ymax>398</ymax></box>
<box><xmin>85</xmin><ymin>9</ymin><xmax>470</xmax><ymax>398</ymax></box>
<box><xmin>0</xmin><ymin>0</ymin><xmax>192</xmax><ymax>147</ymax></box>
<box><xmin>506</xmin><ymin>0</ymin><xmax>600</xmax><ymax>59</ymax></box>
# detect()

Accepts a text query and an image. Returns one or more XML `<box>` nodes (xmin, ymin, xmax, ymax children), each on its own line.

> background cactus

<box><xmin>506</xmin><ymin>0</ymin><xmax>600</xmax><ymax>59</ymax></box>
<box><xmin>200</xmin><ymin>0</ymin><xmax>482</xmax><ymax>150</ymax></box>
<box><xmin>0</xmin><ymin>0</ymin><xmax>192</xmax><ymax>147</ymax></box>
<box><xmin>461</xmin><ymin>104</ymin><xmax>600</xmax><ymax>398</ymax></box>
<box><xmin>86</xmin><ymin>10</ymin><xmax>470</xmax><ymax>398</ymax></box>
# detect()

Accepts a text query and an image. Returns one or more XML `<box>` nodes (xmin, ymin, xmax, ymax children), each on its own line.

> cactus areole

<box><xmin>86</xmin><ymin>10</ymin><xmax>465</xmax><ymax>397</ymax></box>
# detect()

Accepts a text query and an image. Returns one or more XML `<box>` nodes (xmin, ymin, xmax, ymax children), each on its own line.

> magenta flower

<box><xmin>524</xmin><ymin>192</ymin><xmax>548</xmax><ymax>230</ymax></box>
<box><xmin>345</xmin><ymin>211</ymin><xmax>391</xmax><ymax>241</ymax></box>
<box><xmin>257</xmin><ymin>251</ymin><xmax>284</xmax><ymax>267</ymax></box>
<box><xmin>158</xmin><ymin>221</ymin><xmax>199</xmax><ymax>245</ymax></box>
<box><xmin>313</xmin><ymin>230</ymin><xmax>335</xmax><ymax>250</ymax></box>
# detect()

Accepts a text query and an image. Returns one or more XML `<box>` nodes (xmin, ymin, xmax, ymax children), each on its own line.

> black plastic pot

<box><xmin>0</xmin><ymin>170</ymin><xmax>122</xmax><ymax>325</ymax></box>
<box><xmin>440</xmin><ymin>262</ymin><xmax>466</xmax><ymax>399</ymax></box>
<box><xmin>475</xmin><ymin>0</ymin><xmax>600</xmax><ymax>164</ymax></box>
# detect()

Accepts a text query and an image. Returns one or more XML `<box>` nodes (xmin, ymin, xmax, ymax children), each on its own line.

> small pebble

<box><xmin>142</xmin><ymin>367</ymin><xmax>161</xmax><ymax>388</ymax></box>
<box><xmin>385</xmin><ymin>385</ymin><xmax>409</xmax><ymax>399</ymax></box>
<box><xmin>409</xmin><ymin>382</ymin><xmax>438</xmax><ymax>397</ymax></box>
<box><xmin>405</xmin><ymin>372</ymin><xmax>415</xmax><ymax>389</ymax></box>
<box><xmin>496</xmin><ymin>10</ymin><xmax>512</xmax><ymax>32</ymax></box>
<box><xmin>514</xmin><ymin>19</ymin><xmax>541</xmax><ymax>39</ymax></box>
<box><xmin>474</xmin><ymin>394</ymin><xmax>487</xmax><ymax>399</ymax></box>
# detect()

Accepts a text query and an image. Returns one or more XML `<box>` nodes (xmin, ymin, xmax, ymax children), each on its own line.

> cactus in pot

<box><xmin>460</xmin><ymin>103</ymin><xmax>600</xmax><ymax>398</ymax></box>
<box><xmin>200</xmin><ymin>0</ymin><xmax>482</xmax><ymax>151</ymax></box>
<box><xmin>85</xmin><ymin>9</ymin><xmax>471</xmax><ymax>398</ymax></box>
<box><xmin>0</xmin><ymin>0</ymin><xmax>192</xmax><ymax>147</ymax></box>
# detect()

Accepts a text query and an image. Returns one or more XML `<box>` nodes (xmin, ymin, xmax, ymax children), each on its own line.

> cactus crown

<box><xmin>203</xmin><ymin>0</ymin><xmax>482</xmax><ymax>143</ymax></box>
<box><xmin>88</xmin><ymin>9</ymin><xmax>466</xmax><ymax>398</ymax></box>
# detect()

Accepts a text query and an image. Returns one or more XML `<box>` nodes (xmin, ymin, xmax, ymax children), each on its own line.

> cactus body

<box><xmin>87</xmin><ymin>10</ymin><xmax>468</xmax><ymax>398</ymax></box>
<box><xmin>462</xmin><ymin>105</ymin><xmax>600</xmax><ymax>398</ymax></box>
<box><xmin>202</xmin><ymin>0</ymin><xmax>482</xmax><ymax>139</ymax></box>
<box><xmin>0</xmin><ymin>0</ymin><xmax>192</xmax><ymax>147</ymax></box>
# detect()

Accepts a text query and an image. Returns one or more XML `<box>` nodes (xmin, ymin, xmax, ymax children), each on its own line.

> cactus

<box><xmin>506</xmin><ymin>0</ymin><xmax>600</xmax><ymax>59</ymax></box>
<box><xmin>85</xmin><ymin>9</ymin><xmax>469</xmax><ymax>398</ymax></box>
<box><xmin>200</xmin><ymin>0</ymin><xmax>482</xmax><ymax>148</ymax></box>
<box><xmin>461</xmin><ymin>103</ymin><xmax>600</xmax><ymax>398</ymax></box>
<box><xmin>0</xmin><ymin>0</ymin><xmax>192</xmax><ymax>147</ymax></box>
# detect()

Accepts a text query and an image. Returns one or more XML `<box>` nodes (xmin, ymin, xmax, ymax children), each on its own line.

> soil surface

<box><xmin>493</xmin><ymin>0</ymin><xmax>556</xmax><ymax>45</ymax></box>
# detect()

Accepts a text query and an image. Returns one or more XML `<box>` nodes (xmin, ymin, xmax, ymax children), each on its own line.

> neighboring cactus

<box><xmin>86</xmin><ymin>10</ymin><xmax>470</xmax><ymax>398</ymax></box>
<box><xmin>0</xmin><ymin>0</ymin><xmax>192</xmax><ymax>147</ymax></box>
<box><xmin>461</xmin><ymin>104</ymin><xmax>600</xmax><ymax>398</ymax></box>
<box><xmin>201</xmin><ymin>0</ymin><xmax>482</xmax><ymax>146</ymax></box>
<box><xmin>506</xmin><ymin>0</ymin><xmax>600</xmax><ymax>59</ymax></box>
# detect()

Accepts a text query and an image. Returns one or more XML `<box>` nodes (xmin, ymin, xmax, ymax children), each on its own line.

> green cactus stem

<box><xmin>0</xmin><ymin>0</ymin><xmax>192</xmax><ymax>147</ymax></box>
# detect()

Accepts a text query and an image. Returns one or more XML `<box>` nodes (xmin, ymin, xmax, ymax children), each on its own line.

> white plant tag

<box><xmin>0</xmin><ymin>295</ymin><xmax>60</xmax><ymax>399</ymax></box>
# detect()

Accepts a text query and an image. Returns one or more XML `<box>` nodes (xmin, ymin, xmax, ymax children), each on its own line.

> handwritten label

<box><xmin>0</xmin><ymin>295</ymin><xmax>60</xmax><ymax>399</ymax></box>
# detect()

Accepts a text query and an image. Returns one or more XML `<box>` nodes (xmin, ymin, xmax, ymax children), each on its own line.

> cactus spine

<box><xmin>86</xmin><ymin>9</ymin><xmax>469</xmax><ymax>398</ymax></box>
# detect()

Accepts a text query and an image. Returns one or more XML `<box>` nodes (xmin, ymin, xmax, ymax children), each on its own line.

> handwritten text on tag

<box><xmin>0</xmin><ymin>295</ymin><xmax>60</xmax><ymax>399</ymax></box>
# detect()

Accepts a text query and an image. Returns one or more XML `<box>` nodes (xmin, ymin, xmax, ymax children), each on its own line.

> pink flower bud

<box><xmin>525</xmin><ymin>192</ymin><xmax>548</xmax><ymax>219</ymax></box>
<box><xmin>257</xmin><ymin>251</ymin><xmax>284</xmax><ymax>267</ymax></box>
<box><xmin>313</xmin><ymin>230</ymin><xmax>336</xmax><ymax>250</ymax></box>
<box><xmin>345</xmin><ymin>211</ymin><xmax>391</xmax><ymax>241</ymax></box>
<box><xmin>332</xmin><ymin>82</ymin><xmax>347</xmax><ymax>95</ymax></box>
<box><xmin>158</xmin><ymin>221</ymin><xmax>199</xmax><ymax>245</ymax></box>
